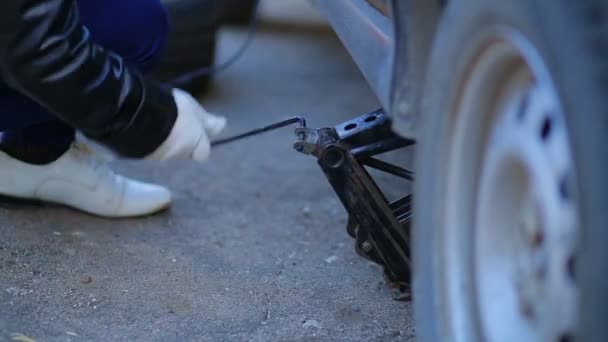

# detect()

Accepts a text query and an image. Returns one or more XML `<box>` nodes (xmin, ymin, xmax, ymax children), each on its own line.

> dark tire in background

<box><xmin>153</xmin><ymin>0</ymin><xmax>224</xmax><ymax>92</ymax></box>
<box><xmin>413</xmin><ymin>0</ymin><xmax>608</xmax><ymax>341</ymax></box>
<box><xmin>221</xmin><ymin>0</ymin><xmax>258</xmax><ymax>24</ymax></box>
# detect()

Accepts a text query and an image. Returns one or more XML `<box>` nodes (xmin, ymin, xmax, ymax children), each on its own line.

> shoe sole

<box><xmin>0</xmin><ymin>194</ymin><xmax>171</xmax><ymax>219</ymax></box>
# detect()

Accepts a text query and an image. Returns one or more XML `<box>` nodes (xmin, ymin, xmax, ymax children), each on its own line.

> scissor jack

<box><xmin>211</xmin><ymin>109</ymin><xmax>414</xmax><ymax>297</ymax></box>
<box><xmin>293</xmin><ymin>109</ymin><xmax>414</xmax><ymax>297</ymax></box>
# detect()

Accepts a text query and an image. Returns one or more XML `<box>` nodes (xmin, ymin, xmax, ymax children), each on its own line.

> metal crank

<box><xmin>210</xmin><ymin>116</ymin><xmax>307</xmax><ymax>147</ymax></box>
<box><xmin>293</xmin><ymin>109</ymin><xmax>415</xmax><ymax>298</ymax></box>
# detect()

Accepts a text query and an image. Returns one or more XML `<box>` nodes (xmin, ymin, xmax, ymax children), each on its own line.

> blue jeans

<box><xmin>0</xmin><ymin>0</ymin><xmax>169</xmax><ymax>150</ymax></box>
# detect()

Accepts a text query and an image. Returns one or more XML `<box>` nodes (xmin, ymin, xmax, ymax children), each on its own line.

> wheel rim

<box><xmin>440</xmin><ymin>29</ymin><xmax>580</xmax><ymax>341</ymax></box>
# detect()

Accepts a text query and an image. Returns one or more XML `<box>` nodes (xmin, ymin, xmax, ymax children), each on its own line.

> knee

<box><xmin>78</xmin><ymin>0</ymin><xmax>169</xmax><ymax>67</ymax></box>
<box><xmin>131</xmin><ymin>0</ymin><xmax>170</xmax><ymax>67</ymax></box>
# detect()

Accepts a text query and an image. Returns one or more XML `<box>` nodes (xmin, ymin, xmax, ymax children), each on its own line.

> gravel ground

<box><xmin>0</xmin><ymin>15</ymin><xmax>415</xmax><ymax>342</ymax></box>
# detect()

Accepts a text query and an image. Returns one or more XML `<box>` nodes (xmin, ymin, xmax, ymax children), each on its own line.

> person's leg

<box><xmin>0</xmin><ymin>0</ymin><xmax>169</xmax><ymax>164</ymax></box>
<box><xmin>0</xmin><ymin>0</ymin><xmax>173</xmax><ymax>217</ymax></box>
<box><xmin>0</xmin><ymin>83</ymin><xmax>76</xmax><ymax>164</ymax></box>
<box><xmin>77</xmin><ymin>0</ymin><xmax>169</xmax><ymax>72</ymax></box>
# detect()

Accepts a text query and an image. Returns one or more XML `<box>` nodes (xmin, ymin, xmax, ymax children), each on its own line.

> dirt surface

<box><xmin>0</xmin><ymin>16</ymin><xmax>415</xmax><ymax>342</ymax></box>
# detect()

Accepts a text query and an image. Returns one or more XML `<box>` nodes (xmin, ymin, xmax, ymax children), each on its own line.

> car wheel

<box><xmin>153</xmin><ymin>0</ymin><xmax>223</xmax><ymax>92</ymax></box>
<box><xmin>413</xmin><ymin>0</ymin><xmax>608</xmax><ymax>341</ymax></box>
<box><xmin>221</xmin><ymin>0</ymin><xmax>258</xmax><ymax>25</ymax></box>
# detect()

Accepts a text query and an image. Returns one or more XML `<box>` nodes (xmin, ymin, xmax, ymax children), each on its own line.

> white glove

<box><xmin>146</xmin><ymin>88</ymin><xmax>226</xmax><ymax>162</ymax></box>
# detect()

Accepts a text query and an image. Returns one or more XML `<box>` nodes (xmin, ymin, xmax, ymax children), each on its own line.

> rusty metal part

<box><xmin>294</xmin><ymin>109</ymin><xmax>414</xmax><ymax>289</ymax></box>
<box><xmin>211</xmin><ymin>116</ymin><xmax>306</xmax><ymax>147</ymax></box>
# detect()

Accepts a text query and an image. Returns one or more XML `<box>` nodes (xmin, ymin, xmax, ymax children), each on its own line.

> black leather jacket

<box><xmin>0</xmin><ymin>0</ymin><xmax>177</xmax><ymax>158</ymax></box>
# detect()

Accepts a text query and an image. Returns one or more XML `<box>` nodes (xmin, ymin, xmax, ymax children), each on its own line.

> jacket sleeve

<box><xmin>0</xmin><ymin>0</ymin><xmax>177</xmax><ymax>158</ymax></box>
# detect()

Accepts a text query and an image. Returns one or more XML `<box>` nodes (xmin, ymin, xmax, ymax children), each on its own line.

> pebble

<box><xmin>324</xmin><ymin>255</ymin><xmax>338</xmax><ymax>264</ymax></box>
<box><xmin>302</xmin><ymin>319</ymin><xmax>321</xmax><ymax>329</ymax></box>
<box><xmin>5</xmin><ymin>287</ymin><xmax>33</xmax><ymax>296</ymax></box>
<box><xmin>82</xmin><ymin>276</ymin><xmax>93</xmax><ymax>284</ymax></box>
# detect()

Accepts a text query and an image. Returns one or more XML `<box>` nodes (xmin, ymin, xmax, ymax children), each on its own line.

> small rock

<box><xmin>5</xmin><ymin>287</ymin><xmax>31</xmax><ymax>296</ymax></box>
<box><xmin>171</xmin><ymin>258</ymin><xmax>177</xmax><ymax>263</ymax></box>
<box><xmin>88</xmin><ymin>298</ymin><xmax>99</xmax><ymax>308</ymax></box>
<box><xmin>325</xmin><ymin>255</ymin><xmax>338</xmax><ymax>264</ymax></box>
<box><xmin>53</xmin><ymin>231</ymin><xmax>62</xmax><ymax>236</ymax></box>
<box><xmin>82</xmin><ymin>276</ymin><xmax>93</xmax><ymax>284</ymax></box>
<box><xmin>302</xmin><ymin>206</ymin><xmax>311</xmax><ymax>217</ymax></box>
<box><xmin>66</xmin><ymin>331</ymin><xmax>78</xmax><ymax>336</ymax></box>
<box><xmin>302</xmin><ymin>319</ymin><xmax>322</xmax><ymax>329</ymax></box>
<box><xmin>392</xmin><ymin>290</ymin><xmax>412</xmax><ymax>301</ymax></box>
<box><xmin>332</xmin><ymin>242</ymin><xmax>345</xmax><ymax>249</ymax></box>
<box><xmin>10</xmin><ymin>333</ymin><xmax>35</xmax><ymax>342</ymax></box>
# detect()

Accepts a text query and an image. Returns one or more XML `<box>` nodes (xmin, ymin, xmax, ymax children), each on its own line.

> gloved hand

<box><xmin>146</xmin><ymin>88</ymin><xmax>226</xmax><ymax>162</ymax></box>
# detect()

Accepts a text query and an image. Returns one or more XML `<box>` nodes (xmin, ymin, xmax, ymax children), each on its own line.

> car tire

<box><xmin>221</xmin><ymin>0</ymin><xmax>258</xmax><ymax>25</ymax></box>
<box><xmin>153</xmin><ymin>0</ymin><xmax>224</xmax><ymax>92</ymax></box>
<box><xmin>413</xmin><ymin>0</ymin><xmax>608</xmax><ymax>341</ymax></box>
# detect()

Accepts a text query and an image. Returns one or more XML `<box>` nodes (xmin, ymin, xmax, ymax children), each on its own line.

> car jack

<box><xmin>294</xmin><ymin>109</ymin><xmax>414</xmax><ymax>298</ymax></box>
<box><xmin>210</xmin><ymin>109</ymin><xmax>414</xmax><ymax>298</ymax></box>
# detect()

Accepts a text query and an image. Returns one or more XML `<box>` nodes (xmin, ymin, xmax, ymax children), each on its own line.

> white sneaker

<box><xmin>0</xmin><ymin>143</ymin><xmax>172</xmax><ymax>218</ymax></box>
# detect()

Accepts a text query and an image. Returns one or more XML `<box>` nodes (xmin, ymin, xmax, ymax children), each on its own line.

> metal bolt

<box><xmin>361</xmin><ymin>241</ymin><xmax>373</xmax><ymax>253</ymax></box>
<box><xmin>519</xmin><ymin>298</ymin><xmax>535</xmax><ymax>320</ymax></box>
<box><xmin>566</xmin><ymin>254</ymin><xmax>576</xmax><ymax>282</ymax></box>
<box><xmin>531</xmin><ymin>230</ymin><xmax>544</xmax><ymax>248</ymax></box>
<box><xmin>521</xmin><ymin>201</ymin><xmax>543</xmax><ymax>248</ymax></box>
